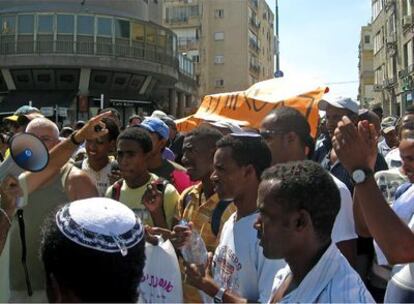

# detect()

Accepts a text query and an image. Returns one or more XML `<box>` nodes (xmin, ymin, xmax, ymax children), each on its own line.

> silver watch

<box><xmin>214</xmin><ymin>287</ymin><xmax>226</xmax><ymax>303</ymax></box>
<box><xmin>351</xmin><ymin>168</ymin><xmax>373</xmax><ymax>184</ymax></box>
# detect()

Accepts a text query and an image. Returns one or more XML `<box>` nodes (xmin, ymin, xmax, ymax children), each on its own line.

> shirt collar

<box><xmin>281</xmin><ymin>243</ymin><xmax>341</xmax><ymax>302</ymax></box>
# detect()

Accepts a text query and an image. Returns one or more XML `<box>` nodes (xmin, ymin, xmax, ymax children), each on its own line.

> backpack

<box><xmin>182</xmin><ymin>189</ymin><xmax>232</xmax><ymax>237</ymax></box>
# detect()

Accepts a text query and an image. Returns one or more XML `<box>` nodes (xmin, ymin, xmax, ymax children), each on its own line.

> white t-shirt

<box><xmin>330</xmin><ymin>174</ymin><xmax>358</xmax><ymax>243</ymax></box>
<box><xmin>81</xmin><ymin>158</ymin><xmax>115</xmax><ymax>196</ymax></box>
<box><xmin>374</xmin><ymin>184</ymin><xmax>414</xmax><ymax>290</ymax></box>
<box><xmin>385</xmin><ymin>148</ymin><xmax>402</xmax><ymax>168</ymax></box>
<box><xmin>212</xmin><ymin>212</ymin><xmax>285</xmax><ymax>303</ymax></box>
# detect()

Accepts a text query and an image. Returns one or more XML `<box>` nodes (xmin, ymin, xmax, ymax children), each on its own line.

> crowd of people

<box><xmin>0</xmin><ymin>96</ymin><xmax>413</xmax><ymax>303</ymax></box>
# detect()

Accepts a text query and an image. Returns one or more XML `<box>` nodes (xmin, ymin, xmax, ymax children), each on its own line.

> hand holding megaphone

<box><xmin>71</xmin><ymin>111</ymin><xmax>111</xmax><ymax>144</ymax></box>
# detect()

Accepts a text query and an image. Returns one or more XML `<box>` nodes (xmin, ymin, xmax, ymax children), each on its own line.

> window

<box><xmin>364</xmin><ymin>35</ymin><xmax>370</xmax><ymax>44</ymax></box>
<box><xmin>77</xmin><ymin>15</ymin><xmax>94</xmax><ymax>35</ymax></box>
<box><xmin>215</xmin><ymin>9</ymin><xmax>224</xmax><ymax>18</ymax></box>
<box><xmin>166</xmin><ymin>5</ymin><xmax>199</xmax><ymax>22</ymax></box>
<box><xmin>375</xmin><ymin>65</ymin><xmax>385</xmax><ymax>85</ymax></box>
<box><xmin>372</xmin><ymin>0</ymin><xmax>383</xmax><ymax>20</ymax></box>
<box><xmin>38</xmin><ymin>15</ymin><xmax>53</xmax><ymax>33</ymax></box>
<box><xmin>404</xmin><ymin>40</ymin><xmax>413</xmax><ymax>68</ymax></box>
<box><xmin>115</xmin><ymin>19</ymin><xmax>130</xmax><ymax>39</ymax></box>
<box><xmin>1</xmin><ymin>16</ymin><xmax>15</xmax><ymax>34</ymax></box>
<box><xmin>373</xmin><ymin>30</ymin><xmax>383</xmax><ymax>54</ymax></box>
<box><xmin>214</xmin><ymin>55</ymin><xmax>224</xmax><ymax>64</ymax></box>
<box><xmin>18</xmin><ymin>15</ymin><xmax>34</xmax><ymax>34</ymax></box>
<box><xmin>132</xmin><ymin>22</ymin><xmax>145</xmax><ymax>42</ymax></box>
<box><xmin>146</xmin><ymin>26</ymin><xmax>156</xmax><ymax>44</ymax></box>
<box><xmin>192</xmin><ymin>54</ymin><xmax>200</xmax><ymax>63</ymax></box>
<box><xmin>97</xmin><ymin>17</ymin><xmax>112</xmax><ymax>37</ymax></box>
<box><xmin>215</xmin><ymin>79</ymin><xmax>224</xmax><ymax>87</ymax></box>
<box><xmin>214</xmin><ymin>32</ymin><xmax>224</xmax><ymax>40</ymax></box>
<box><xmin>57</xmin><ymin>15</ymin><xmax>74</xmax><ymax>34</ymax></box>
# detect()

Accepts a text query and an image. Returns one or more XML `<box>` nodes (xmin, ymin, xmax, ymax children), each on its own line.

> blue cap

<box><xmin>140</xmin><ymin>117</ymin><xmax>169</xmax><ymax>140</ymax></box>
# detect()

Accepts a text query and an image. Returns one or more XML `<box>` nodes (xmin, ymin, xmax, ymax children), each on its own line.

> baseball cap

<box><xmin>208</xmin><ymin>120</ymin><xmax>244</xmax><ymax>134</ymax></box>
<box><xmin>150</xmin><ymin>110</ymin><xmax>168</xmax><ymax>120</ymax></box>
<box><xmin>4</xmin><ymin>105</ymin><xmax>42</xmax><ymax>122</ymax></box>
<box><xmin>140</xmin><ymin>117</ymin><xmax>169</xmax><ymax>140</ymax></box>
<box><xmin>318</xmin><ymin>96</ymin><xmax>359</xmax><ymax>114</ymax></box>
<box><xmin>381</xmin><ymin>116</ymin><xmax>398</xmax><ymax>134</ymax></box>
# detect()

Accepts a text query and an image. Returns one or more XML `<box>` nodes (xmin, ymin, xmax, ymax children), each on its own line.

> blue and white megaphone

<box><xmin>0</xmin><ymin>133</ymin><xmax>49</xmax><ymax>182</ymax></box>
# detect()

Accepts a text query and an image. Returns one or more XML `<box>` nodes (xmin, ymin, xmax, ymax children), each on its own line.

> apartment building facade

<box><xmin>369</xmin><ymin>0</ymin><xmax>414</xmax><ymax>116</ymax></box>
<box><xmin>163</xmin><ymin>0</ymin><xmax>275</xmax><ymax>99</ymax></box>
<box><xmin>358</xmin><ymin>25</ymin><xmax>375</xmax><ymax>108</ymax></box>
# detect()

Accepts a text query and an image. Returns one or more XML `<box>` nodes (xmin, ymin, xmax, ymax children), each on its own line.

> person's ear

<box><xmin>293</xmin><ymin>209</ymin><xmax>311</xmax><ymax>232</ymax></box>
<box><xmin>244</xmin><ymin>164</ymin><xmax>257</xmax><ymax>179</ymax></box>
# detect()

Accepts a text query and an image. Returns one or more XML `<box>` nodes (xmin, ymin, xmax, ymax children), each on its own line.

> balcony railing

<box><xmin>177</xmin><ymin>37</ymin><xmax>199</xmax><ymax>51</ymax></box>
<box><xmin>0</xmin><ymin>36</ymin><xmax>195</xmax><ymax>79</ymax></box>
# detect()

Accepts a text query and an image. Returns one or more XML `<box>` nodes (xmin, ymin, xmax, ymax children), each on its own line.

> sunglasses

<box><xmin>259</xmin><ymin>129</ymin><xmax>285</xmax><ymax>139</ymax></box>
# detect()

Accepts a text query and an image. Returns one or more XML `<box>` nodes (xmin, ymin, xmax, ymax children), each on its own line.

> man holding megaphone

<box><xmin>0</xmin><ymin>112</ymin><xmax>111</xmax><ymax>303</ymax></box>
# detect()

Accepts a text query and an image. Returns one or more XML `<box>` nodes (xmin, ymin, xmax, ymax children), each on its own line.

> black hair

<box><xmin>128</xmin><ymin>115</ymin><xmax>143</xmax><ymax>124</ymax></box>
<box><xmin>98</xmin><ymin>107</ymin><xmax>121</xmax><ymax>120</ymax></box>
<box><xmin>372</xmin><ymin>104</ymin><xmax>383</xmax><ymax>113</ymax></box>
<box><xmin>59</xmin><ymin>127</ymin><xmax>74</xmax><ymax>138</ymax></box>
<box><xmin>102</xmin><ymin>117</ymin><xmax>120</xmax><ymax>142</ymax></box>
<box><xmin>216</xmin><ymin>134</ymin><xmax>271</xmax><ymax>179</ymax></box>
<box><xmin>186</xmin><ymin>126</ymin><xmax>223</xmax><ymax>150</ymax></box>
<box><xmin>261</xmin><ymin>160</ymin><xmax>340</xmax><ymax>242</ymax></box>
<box><xmin>74</xmin><ymin>121</ymin><xmax>85</xmax><ymax>130</ymax></box>
<box><xmin>266</xmin><ymin>107</ymin><xmax>315</xmax><ymax>158</ymax></box>
<box><xmin>40</xmin><ymin>209</ymin><xmax>146</xmax><ymax>303</ymax></box>
<box><xmin>161</xmin><ymin>117</ymin><xmax>177</xmax><ymax>130</ymax></box>
<box><xmin>117</xmin><ymin>127</ymin><xmax>153</xmax><ymax>154</ymax></box>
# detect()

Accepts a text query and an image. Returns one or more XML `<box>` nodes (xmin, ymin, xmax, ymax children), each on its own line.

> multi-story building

<box><xmin>368</xmin><ymin>0</ymin><xmax>414</xmax><ymax>116</ymax></box>
<box><xmin>0</xmin><ymin>0</ymin><xmax>197</xmax><ymax>126</ymax></box>
<box><xmin>358</xmin><ymin>24</ymin><xmax>375</xmax><ymax>108</ymax></box>
<box><xmin>163</xmin><ymin>0</ymin><xmax>274</xmax><ymax>99</ymax></box>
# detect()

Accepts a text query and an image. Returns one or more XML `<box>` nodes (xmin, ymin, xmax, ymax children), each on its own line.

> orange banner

<box><xmin>177</xmin><ymin>79</ymin><xmax>328</xmax><ymax>138</ymax></box>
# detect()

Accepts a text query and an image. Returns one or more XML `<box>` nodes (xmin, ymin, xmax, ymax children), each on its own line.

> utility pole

<box><xmin>274</xmin><ymin>0</ymin><xmax>283</xmax><ymax>77</ymax></box>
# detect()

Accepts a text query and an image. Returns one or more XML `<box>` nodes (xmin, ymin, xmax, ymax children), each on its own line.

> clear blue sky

<box><xmin>265</xmin><ymin>0</ymin><xmax>371</xmax><ymax>99</ymax></box>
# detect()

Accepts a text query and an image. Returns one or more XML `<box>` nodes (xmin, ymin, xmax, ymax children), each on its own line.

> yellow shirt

<box><xmin>105</xmin><ymin>173</ymin><xmax>179</xmax><ymax>229</ymax></box>
<box><xmin>178</xmin><ymin>183</ymin><xmax>236</xmax><ymax>303</ymax></box>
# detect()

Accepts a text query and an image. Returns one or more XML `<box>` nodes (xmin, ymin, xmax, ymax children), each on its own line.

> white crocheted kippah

<box><xmin>56</xmin><ymin>198</ymin><xmax>144</xmax><ymax>256</ymax></box>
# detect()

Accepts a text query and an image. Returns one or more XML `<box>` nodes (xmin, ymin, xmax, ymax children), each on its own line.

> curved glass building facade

<box><xmin>0</xmin><ymin>0</ymin><xmax>197</xmax><ymax>125</ymax></box>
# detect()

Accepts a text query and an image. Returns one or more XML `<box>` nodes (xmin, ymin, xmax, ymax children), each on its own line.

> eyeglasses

<box><xmin>259</xmin><ymin>129</ymin><xmax>285</xmax><ymax>139</ymax></box>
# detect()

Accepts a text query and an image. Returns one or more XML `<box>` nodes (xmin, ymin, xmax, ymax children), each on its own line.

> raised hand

<box><xmin>74</xmin><ymin>111</ymin><xmax>111</xmax><ymax>143</ymax></box>
<box><xmin>332</xmin><ymin>116</ymin><xmax>378</xmax><ymax>173</ymax></box>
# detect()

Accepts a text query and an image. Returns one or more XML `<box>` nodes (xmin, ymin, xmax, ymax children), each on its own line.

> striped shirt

<box><xmin>178</xmin><ymin>183</ymin><xmax>236</xmax><ymax>303</ymax></box>
<box><xmin>269</xmin><ymin>243</ymin><xmax>374</xmax><ymax>303</ymax></box>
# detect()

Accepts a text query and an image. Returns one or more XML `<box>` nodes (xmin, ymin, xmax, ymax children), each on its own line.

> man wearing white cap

<box><xmin>314</xmin><ymin>96</ymin><xmax>361</xmax><ymax>192</ymax></box>
<box><xmin>40</xmin><ymin>198</ymin><xmax>146</xmax><ymax>302</ymax></box>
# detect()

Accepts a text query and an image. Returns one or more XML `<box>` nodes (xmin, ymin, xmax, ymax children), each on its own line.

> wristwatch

<box><xmin>214</xmin><ymin>287</ymin><xmax>226</xmax><ymax>303</ymax></box>
<box><xmin>351</xmin><ymin>168</ymin><xmax>373</xmax><ymax>184</ymax></box>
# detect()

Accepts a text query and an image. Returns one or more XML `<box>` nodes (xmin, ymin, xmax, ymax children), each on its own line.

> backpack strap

<box><xmin>394</xmin><ymin>182</ymin><xmax>412</xmax><ymax>201</ymax></box>
<box><xmin>211</xmin><ymin>199</ymin><xmax>232</xmax><ymax>236</ymax></box>
<box><xmin>111</xmin><ymin>179</ymin><xmax>124</xmax><ymax>201</ymax></box>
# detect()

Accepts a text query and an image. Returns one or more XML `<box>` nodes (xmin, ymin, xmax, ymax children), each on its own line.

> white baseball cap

<box><xmin>318</xmin><ymin>96</ymin><xmax>359</xmax><ymax>114</ymax></box>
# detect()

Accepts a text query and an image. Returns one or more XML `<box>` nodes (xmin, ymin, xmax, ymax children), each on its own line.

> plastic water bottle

<box><xmin>178</xmin><ymin>220</ymin><xmax>208</xmax><ymax>266</ymax></box>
